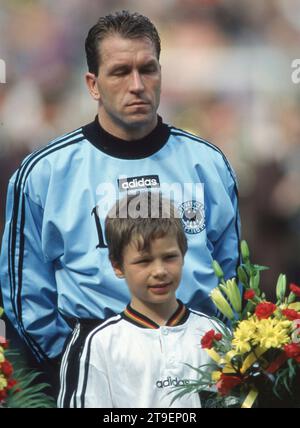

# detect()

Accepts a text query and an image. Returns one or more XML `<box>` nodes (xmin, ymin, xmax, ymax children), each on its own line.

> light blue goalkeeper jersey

<box><xmin>0</xmin><ymin>116</ymin><xmax>240</xmax><ymax>361</ymax></box>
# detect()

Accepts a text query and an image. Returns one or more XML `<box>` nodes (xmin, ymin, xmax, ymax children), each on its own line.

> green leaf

<box><xmin>242</xmin><ymin>300</ymin><xmax>255</xmax><ymax>318</ymax></box>
<box><xmin>237</xmin><ymin>266</ymin><xmax>249</xmax><ymax>287</ymax></box>
<box><xmin>2</xmin><ymin>350</ymin><xmax>56</xmax><ymax>408</ymax></box>
<box><xmin>252</xmin><ymin>264</ymin><xmax>269</xmax><ymax>272</ymax></box>
<box><xmin>212</xmin><ymin>260</ymin><xmax>225</xmax><ymax>281</ymax></box>
<box><xmin>240</xmin><ymin>240</ymin><xmax>250</xmax><ymax>263</ymax></box>
<box><xmin>276</xmin><ymin>274</ymin><xmax>287</xmax><ymax>303</ymax></box>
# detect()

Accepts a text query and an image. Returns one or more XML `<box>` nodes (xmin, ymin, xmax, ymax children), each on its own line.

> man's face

<box><xmin>88</xmin><ymin>34</ymin><xmax>161</xmax><ymax>139</ymax></box>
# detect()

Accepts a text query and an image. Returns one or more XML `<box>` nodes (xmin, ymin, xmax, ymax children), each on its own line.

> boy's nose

<box><xmin>152</xmin><ymin>261</ymin><xmax>168</xmax><ymax>278</ymax></box>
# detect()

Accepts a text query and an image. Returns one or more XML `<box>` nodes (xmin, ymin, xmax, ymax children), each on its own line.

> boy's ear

<box><xmin>111</xmin><ymin>261</ymin><xmax>125</xmax><ymax>279</ymax></box>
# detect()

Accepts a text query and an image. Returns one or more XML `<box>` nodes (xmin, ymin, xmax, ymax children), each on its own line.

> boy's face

<box><xmin>113</xmin><ymin>234</ymin><xmax>184</xmax><ymax>309</ymax></box>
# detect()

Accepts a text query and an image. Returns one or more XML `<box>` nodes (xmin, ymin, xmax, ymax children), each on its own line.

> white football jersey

<box><xmin>72</xmin><ymin>302</ymin><xmax>215</xmax><ymax>408</ymax></box>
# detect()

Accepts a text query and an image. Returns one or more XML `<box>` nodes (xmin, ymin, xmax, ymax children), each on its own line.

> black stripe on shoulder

<box><xmin>9</xmin><ymin>130</ymin><xmax>84</xmax><ymax>361</ymax></box>
<box><xmin>16</xmin><ymin>129</ymin><xmax>83</xmax><ymax>191</ymax></box>
<box><xmin>170</xmin><ymin>127</ymin><xmax>236</xmax><ymax>180</ymax></box>
<box><xmin>77</xmin><ymin>317</ymin><xmax>122</xmax><ymax>408</ymax></box>
<box><xmin>18</xmin><ymin>128</ymin><xmax>82</xmax><ymax>169</ymax></box>
<box><xmin>87</xmin><ymin>315</ymin><xmax>123</xmax><ymax>336</ymax></box>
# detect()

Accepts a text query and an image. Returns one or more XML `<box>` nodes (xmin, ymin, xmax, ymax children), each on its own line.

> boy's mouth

<box><xmin>148</xmin><ymin>282</ymin><xmax>172</xmax><ymax>293</ymax></box>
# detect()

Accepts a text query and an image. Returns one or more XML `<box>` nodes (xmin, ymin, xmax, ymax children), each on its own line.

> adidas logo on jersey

<box><xmin>118</xmin><ymin>175</ymin><xmax>160</xmax><ymax>192</ymax></box>
<box><xmin>155</xmin><ymin>376</ymin><xmax>190</xmax><ymax>389</ymax></box>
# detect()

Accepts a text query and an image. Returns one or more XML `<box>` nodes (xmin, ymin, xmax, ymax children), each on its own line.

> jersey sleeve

<box><xmin>72</xmin><ymin>335</ymin><xmax>113</xmax><ymax>408</ymax></box>
<box><xmin>0</xmin><ymin>177</ymin><xmax>71</xmax><ymax>361</ymax></box>
<box><xmin>211</xmin><ymin>161</ymin><xmax>241</xmax><ymax>280</ymax></box>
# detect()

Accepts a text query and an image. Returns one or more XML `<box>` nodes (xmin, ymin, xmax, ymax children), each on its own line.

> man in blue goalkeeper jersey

<box><xmin>0</xmin><ymin>11</ymin><xmax>240</xmax><ymax>396</ymax></box>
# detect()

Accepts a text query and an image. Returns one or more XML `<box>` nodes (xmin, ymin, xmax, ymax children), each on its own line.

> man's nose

<box><xmin>129</xmin><ymin>70</ymin><xmax>145</xmax><ymax>93</ymax></box>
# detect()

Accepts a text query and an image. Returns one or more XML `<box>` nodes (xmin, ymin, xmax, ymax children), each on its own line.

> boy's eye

<box><xmin>135</xmin><ymin>259</ymin><xmax>150</xmax><ymax>264</ymax></box>
<box><xmin>165</xmin><ymin>254</ymin><xmax>179</xmax><ymax>260</ymax></box>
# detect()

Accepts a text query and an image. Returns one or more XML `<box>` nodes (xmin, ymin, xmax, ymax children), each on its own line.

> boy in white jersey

<box><xmin>63</xmin><ymin>192</ymin><xmax>215</xmax><ymax>408</ymax></box>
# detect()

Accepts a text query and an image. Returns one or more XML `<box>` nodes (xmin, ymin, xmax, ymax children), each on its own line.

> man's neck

<box><xmin>97</xmin><ymin>112</ymin><xmax>158</xmax><ymax>141</ymax></box>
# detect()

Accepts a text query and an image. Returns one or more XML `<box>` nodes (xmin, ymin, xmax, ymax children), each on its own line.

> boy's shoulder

<box><xmin>187</xmin><ymin>308</ymin><xmax>218</xmax><ymax>330</ymax></box>
<box><xmin>86</xmin><ymin>313</ymin><xmax>124</xmax><ymax>340</ymax></box>
<box><xmin>188</xmin><ymin>307</ymin><xmax>211</xmax><ymax>318</ymax></box>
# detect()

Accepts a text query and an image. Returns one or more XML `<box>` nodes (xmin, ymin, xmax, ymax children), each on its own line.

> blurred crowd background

<box><xmin>1</xmin><ymin>0</ymin><xmax>300</xmax><ymax>297</ymax></box>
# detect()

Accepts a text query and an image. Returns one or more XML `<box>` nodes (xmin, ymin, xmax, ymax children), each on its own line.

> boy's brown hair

<box><xmin>105</xmin><ymin>192</ymin><xmax>187</xmax><ymax>266</ymax></box>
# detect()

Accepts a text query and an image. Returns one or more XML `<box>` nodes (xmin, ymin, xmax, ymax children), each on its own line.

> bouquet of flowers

<box><xmin>172</xmin><ymin>241</ymin><xmax>300</xmax><ymax>408</ymax></box>
<box><xmin>0</xmin><ymin>307</ymin><xmax>55</xmax><ymax>408</ymax></box>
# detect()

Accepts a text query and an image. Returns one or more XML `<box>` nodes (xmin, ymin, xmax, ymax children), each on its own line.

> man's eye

<box><xmin>141</xmin><ymin>66</ymin><xmax>157</xmax><ymax>74</ymax></box>
<box><xmin>112</xmin><ymin>68</ymin><xmax>129</xmax><ymax>76</ymax></box>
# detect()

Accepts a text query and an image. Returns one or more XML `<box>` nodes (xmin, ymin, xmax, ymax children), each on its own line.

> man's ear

<box><xmin>85</xmin><ymin>72</ymin><xmax>101</xmax><ymax>101</ymax></box>
<box><xmin>111</xmin><ymin>261</ymin><xmax>125</xmax><ymax>279</ymax></box>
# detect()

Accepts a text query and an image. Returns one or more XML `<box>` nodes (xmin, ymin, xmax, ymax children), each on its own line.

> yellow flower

<box><xmin>232</xmin><ymin>339</ymin><xmax>252</xmax><ymax>354</ymax></box>
<box><xmin>210</xmin><ymin>288</ymin><xmax>235</xmax><ymax>320</ymax></box>
<box><xmin>232</xmin><ymin>318</ymin><xmax>257</xmax><ymax>354</ymax></box>
<box><xmin>238</xmin><ymin>318</ymin><xmax>257</xmax><ymax>335</ymax></box>
<box><xmin>0</xmin><ymin>375</ymin><xmax>7</xmax><ymax>390</ymax></box>
<box><xmin>211</xmin><ymin>371</ymin><xmax>222</xmax><ymax>382</ymax></box>
<box><xmin>252</xmin><ymin>318</ymin><xmax>292</xmax><ymax>349</ymax></box>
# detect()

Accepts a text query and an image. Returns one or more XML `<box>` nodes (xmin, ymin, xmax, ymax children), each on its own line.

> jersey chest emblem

<box><xmin>178</xmin><ymin>200</ymin><xmax>205</xmax><ymax>234</ymax></box>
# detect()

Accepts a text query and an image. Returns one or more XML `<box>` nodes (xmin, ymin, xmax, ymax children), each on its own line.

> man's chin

<box><xmin>125</xmin><ymin>112</ymin><xmax>157</xmax><ymax>129</ymax></box>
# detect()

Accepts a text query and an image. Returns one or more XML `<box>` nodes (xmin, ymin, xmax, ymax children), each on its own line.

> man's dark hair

<box><xmin>85</xmin><ymin>10</ymin><xmax>161</xmax><ymax>75</ymax></box>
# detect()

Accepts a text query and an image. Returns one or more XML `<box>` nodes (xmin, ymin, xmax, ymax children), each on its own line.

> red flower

<box><xmin>0</xmin><ymin>360</ymin><xmax>13</xmax><ymax>377</ymax></box>
<box><xmin>255</xmin><ymin>302</ymin><xmax>277</xmax><ymax>320</ymax></box>
<box><xmin>284</xmin><ymin>343</ymin><xmax>300</xmax><ymax>363</ymax></box>
<box><xmin>7</xmin><ymin>378</ymin><xmax>18</xmax><ymax>390</ymax></box>
<box><xmin>201</xmin><ymin>329</ymin><xmax>222</xmax><ymax>349</ymax></box>
<box><xmin>201</xmin><ymin>330</ymin><xmax>215</xmax><ymax>349</ymax></box>
<box><xmin>0</xmin><ymin>337</ymin><xmax>8</xmax><ymax>349</ymax></box>
<box><xmin>216</xmin><ymin>374</ymin><xmax>243</xmax><ymax>396</ymax></box>
<box><xmin>244</xmin><ymin>290</ymin><xmax>256</xmax><ymax>300</ymax></box>
<box><xmin>282</xmin><ymin>309</ymin><xmax>300</xmax><ymax>321</ymax></box>
<box><xmin>290</xmin><ymin>283</ymin><xmax>300</xmax><ymax>297</ymax></box>
<box><xmin>0</xmin><ymin>389</ymin><xmax>7</xmax><ymax>401</ymax></box>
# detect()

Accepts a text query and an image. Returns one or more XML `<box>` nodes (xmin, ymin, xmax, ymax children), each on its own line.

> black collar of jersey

<box><xmin>82</xmin><ymin>115</ymin><xmax>170</xmax><ymax>160</ymax></box>
<box><xmin>122</xmin><ymin>300</ymin><xmax>190</xmax><ymax>329</ymax></box>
